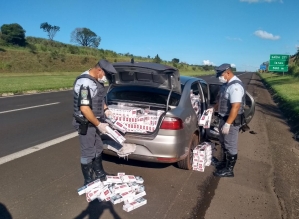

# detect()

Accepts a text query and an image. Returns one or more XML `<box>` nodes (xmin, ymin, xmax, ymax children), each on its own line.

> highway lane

<box><xmin>0</xmin><ymin>91</ymin><xmax>75</xmax><ymax>157</ymax></box>
<box><xmin>0</xmin><ymin>72</ymin><xmax>252</xmax><ymax>158</ymax></box>
<box><xmin>0</xmin><ymin>72</ymin><xmax>274</xmax><ymax>219</ymax></box>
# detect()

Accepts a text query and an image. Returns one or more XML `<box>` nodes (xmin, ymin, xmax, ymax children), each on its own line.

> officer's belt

<box><xmin>218</xmin><ymin>114</ymin><xmax>242</xmax><ymax>126</ymax></box>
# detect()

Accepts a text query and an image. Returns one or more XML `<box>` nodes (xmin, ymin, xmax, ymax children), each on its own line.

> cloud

<box><xmin>231</xmin><ymin>64</ymin><xmax>236</xmax><ymax>68</ymax></box>
<box><xmin>203</xmin><ymin>60</ymin><xmax>214</xmax><ymax>65</ymax></box>
<box><xmin>254</xmin><ymin>30</ymin><xmax>280</xmax><ymax>40</ymax></box>
<box><xmin>240</xmin><ymin>0</ymin><xmax>283</xmax><ymax>3</ymax></box>
<box><xmin>226</xmin><ymin>37</ymin><xmax>242</xmax><ymax>41</ymax></box>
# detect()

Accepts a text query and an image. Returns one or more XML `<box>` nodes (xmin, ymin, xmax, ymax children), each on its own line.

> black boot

<box><xmin>212</xmin><ymin>148</ymin><xmax>227</xmax><ymax>170</ymax></box>
<box><xmin>92</xmin><ymin>154</ymin><xmax>107</xmax><ymax>181</ymax></box>
<box><xmin>81</xmin><ymin>162</ymin><xmax>94</xmax><ymax>186</ymax></box>
<box><xmin>213</xmin><ymin>153</ymin><xmax>237</xmax><ymax>177</ymax></box>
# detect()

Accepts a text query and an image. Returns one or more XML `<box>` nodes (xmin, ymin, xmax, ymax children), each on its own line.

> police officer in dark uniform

<box><xmin>72</xmin><ymin>59</ymin><xmax>117</xmax><ymax>185</ymax></box>
<box><xmin>211</xmin><ymin>63</ymin><xmax>245</xmax><ymax>177</ymax></box>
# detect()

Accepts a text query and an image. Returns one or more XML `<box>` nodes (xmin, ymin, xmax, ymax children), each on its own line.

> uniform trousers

<box><xmin>72</xmin><ymin>119</ymin><xmax>104</xmax><ymax>164</ymax></box>
<box><xmin>218</xmin><ymin>118</ymin><xmax>240</xmax><ymax>155</ymax></box>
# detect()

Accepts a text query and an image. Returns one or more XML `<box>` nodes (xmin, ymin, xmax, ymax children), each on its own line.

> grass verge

<box><xmin>0</xmin><ymin>70</ymin><xmax>214</xmax><ymax>95</ymax></box>
<box><xmin>258</xmin><ymin>72</ymin><xmax>299</xmax><ymax>133</ymax></box>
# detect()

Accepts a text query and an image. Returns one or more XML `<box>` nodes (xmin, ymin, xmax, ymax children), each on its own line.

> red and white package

<box><xmin>122</xmin><ymin>197</ymin><xmax>147</xmax><ymax>212</ymax></box>
<box><xmin>99</xmin><ymin>186</ymin><xmax>112</xmax><ymax>201</ymax></box>
<box><xmin>124</xmin><ymin>191</ymin><xmax>146</xmax><ymax>204</ymax></box>
<box><xmin>105</xmin><ymin>175</ymin><xmax>123</xmax><ymax>184</ymax></box>
<box><xmin>121</xmin><ymin>175</ymin><xmax>137</xmax><ymax>183</ymax></box>
<box><xmin>113</xmin><ymin>184</ymin><xmax>132</xmax><ymax>194</ymax></box>
<box><xmin>106</xmin><ymin>126</ymin><xmax>126</xmax><ymax>144</ymax></box>
<box><xmin>77</xmin><ymin>179</ymin><xmax>103</xmax><ymax>195</ymax></box>
<box><xmin>86</xmin><ymin>186</ymin><xmax>103</xmax><ymax>202</ymax></box>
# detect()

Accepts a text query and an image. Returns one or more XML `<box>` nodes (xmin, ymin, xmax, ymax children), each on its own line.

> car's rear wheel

<box><xmin>177</xmin><ymin>133</ymin><xmax>199</xmax><ymax>170</ymax></box>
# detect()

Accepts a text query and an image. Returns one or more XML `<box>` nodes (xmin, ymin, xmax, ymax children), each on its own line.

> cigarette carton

<box><xmin>123</xmin><ymin>197</ymin><xmax>147</xmax><ymax>212</ymax></box>
<box><xmin>117</xmin><ymin>172</ymin><xmax>126</xmax><ymax>177</ymax></box>
<box><xmin>127</xmin><ymin>182</ymin><xmax>140</xmax><ymax>191</ymax></box>
<box><xmin>77</xmin><ymin>179</ymin><xmax>103</xmax><ymax>195</ymax></box>
<box><xmin>124</xmin><ymin>191</ymin><xmax>146</xmax><ymax>204</ymax></box>
<box><xmin>113</xmin><ymin>184</ymin><xmax>132</xmax><ymax>194</ymax></box>
<box><xmin>135</xmin><ymin>176</ymin><xmax>144</xmax><ymax>184</ymax></box>
<box><xmin>86</xmin><ymin>187</ymin><xmax>103</xmax><ymax>202</ymax></box>
<box><xmin>105</xmin><ymin>176</ymin><xmax>123</xmax><ymax>184</ymax></box>
<box><xmin>99</xmin><ymin>186</ymin><xmax>112</xmax><ymax>201</ymax></box>
<box><xmin>120</xmin><ymin>191</ymin><xmax>135</xmax><ymax>201</ymax></box>
<box><xmin>110</xmin><ymin>194</ymin><xmax>123</xmax><ymax>205</ymax></box>
<box><xmin>121</xmin><ymin>175</ymin><xmax>137</xmax><ymax>183</ymax></box>
<box><xmin>106</xmin><ymin>126</ymin><xmax>126</xmax><ymax>144</ymax></box>
<box><xmin>136</xmin><ymin>185</ymin><xmax>145</xmax><ymax>193</ymax></box>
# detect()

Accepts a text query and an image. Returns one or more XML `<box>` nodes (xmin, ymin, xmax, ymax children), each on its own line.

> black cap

<box><xmin>98</xmin><ymin>59</ymin><xmax>117</xmax><ymax>74</ymax></box>
<box><xmin>215</xmin><ymin>63</ymin><xmax>231</xmax><ymax>77</ymax></box>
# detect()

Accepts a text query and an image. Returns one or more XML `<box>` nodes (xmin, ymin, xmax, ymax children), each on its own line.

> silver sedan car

<box><xmin>102</xmin><ymin>62</ymin><xmax>255</xmax><ymax>170</ymax></box>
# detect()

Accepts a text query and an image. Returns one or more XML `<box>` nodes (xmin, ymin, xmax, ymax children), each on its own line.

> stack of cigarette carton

<box><xmin>190</xmin><ymin>90</ymin><xmax>201</xmax><ymax>116</ymax></box>
<box><xmin>192</xmin><ymin>142</ymin><xmax>213</xmax><ymax>172</ymax></box>
<box><xmin>108</xmin><ymin>104</ymin><xmax>164</xmax><ymax>133</ymax></box>
<box><xmin>77</xmin><ymin>173</ymin><xmax>147</xmax><ymax>212</ymax></box>
<box><xmin>199</xmin><ymin>109</ymin><xmax>213</xmax><ymax>128</ymax></box>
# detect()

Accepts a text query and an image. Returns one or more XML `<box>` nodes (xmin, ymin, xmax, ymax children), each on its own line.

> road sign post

<box><xmin>268</xmin><ymin>54</ymin><xmax>289</xmax><ymax>75</ymax></box>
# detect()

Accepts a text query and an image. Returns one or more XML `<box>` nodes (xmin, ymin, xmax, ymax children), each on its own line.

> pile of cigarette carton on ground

<box><xmin>78</xmin><ymin>173</ymin><xmax>147</xmax><ymax>212</ymax></box>
<box><xmin>108</xmin><ymin>104</ymin><xmax>164</xmax><ymax>133</ymax></box>
<box><xmin>192</xmin><ymin>142</ymin><xmax>214</xmax><ymax>172</ymax></box>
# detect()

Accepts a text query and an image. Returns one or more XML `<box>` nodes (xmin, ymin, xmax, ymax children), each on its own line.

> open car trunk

<box><xmin>111</xmin><ymin>62</ymin><xmax>181</xmax><ymax>94</ymax></box>
<box><xmin>106</xmin><ymin>85</ymin><xmax>182</xmax><ymax>135</ymax></box>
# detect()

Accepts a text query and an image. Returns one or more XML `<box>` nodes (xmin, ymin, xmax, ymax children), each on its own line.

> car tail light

<box><xmin>160</xmin><ymin>117</ymin><xmax>183</xmax><ymax>130</ymax></box>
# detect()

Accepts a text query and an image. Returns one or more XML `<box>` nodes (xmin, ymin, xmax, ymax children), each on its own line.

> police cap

<box><xmin>98</xmin><ymin>59</ymin><xmax>117</xmax><ymax>74</ymax></box>
<box><xmin>215</xmin><ymin>63</ymin><xmax>231</xmax><ymax>78</ymax></box>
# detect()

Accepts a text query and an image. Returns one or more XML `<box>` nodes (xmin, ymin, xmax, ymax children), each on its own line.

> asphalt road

<box><xmin>0</xmin><ymin>72</ymin><xmax>288</xmax><ymax>219</ymax></box>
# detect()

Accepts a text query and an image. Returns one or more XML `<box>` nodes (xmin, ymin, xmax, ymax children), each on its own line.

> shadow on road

<box><xmin>0</xmin><ymin>203</ymin><xmax>12</xmax><ymax>219</ymax></box>
<box><xmin>74</xmin><ymin>200</ymin><xmax>121</xmax><ymax>219</ymax></box>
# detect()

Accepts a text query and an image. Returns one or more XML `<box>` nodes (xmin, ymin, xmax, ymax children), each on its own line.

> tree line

<box><xmin>0</xmin><ymin>22</ymin><xmax>101</xmax><ymax>48</ymax></box>
<box><xmin>0</xmin><ymin>22</ymin><xmax>240</xmax><ymax>70</ymax></box>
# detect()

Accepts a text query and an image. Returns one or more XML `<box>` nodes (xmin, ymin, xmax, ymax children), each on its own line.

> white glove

<box><xmin>105</xmin><ymin>109</ymin><xmax>113</xmax><ymax>118</ymax></box>
<box><xmin>221</xmin><ymin>123</ymin><xmax>231</xmax><ymax>135</ymax></box>
<box><xmin>97</xmin><ymin>123</ymin><xmax>109</xmax><ymax>134</ymax></box>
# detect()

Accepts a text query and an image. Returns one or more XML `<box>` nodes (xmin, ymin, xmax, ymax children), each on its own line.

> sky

<box><xmin>0</xmin><ymin>0</ymin><xmax>298</xmax><ymax>71</ymax></box>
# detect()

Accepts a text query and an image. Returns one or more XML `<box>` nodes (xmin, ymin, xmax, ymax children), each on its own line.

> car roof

<box><xmin>180</xmin><ymin>75</ymin><xmax>206</xmax><ymax>86</ymax></box>
<box><xmin>113</xmin><ymin>62</ymin><xmax>176</xmax><ymax>71</ymax></box>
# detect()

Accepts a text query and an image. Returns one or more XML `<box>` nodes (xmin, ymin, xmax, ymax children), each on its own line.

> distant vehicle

<box><xmin>101</xmin><ymin>62</ymin><xmax>255</xmax><ymax>170</ymax></box>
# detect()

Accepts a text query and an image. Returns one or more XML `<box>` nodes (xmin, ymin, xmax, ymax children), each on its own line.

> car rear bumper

<box><xmin>102</xmin><ymin>133</ymin><xmax>189</xmax><ymax>163</ymax></box>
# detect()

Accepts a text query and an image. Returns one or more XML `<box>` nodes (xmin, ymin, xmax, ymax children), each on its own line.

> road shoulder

<box><xmin>205</xmin><ymin>73</ymin><xmax>286</xmax><ymax>219</ymax></box>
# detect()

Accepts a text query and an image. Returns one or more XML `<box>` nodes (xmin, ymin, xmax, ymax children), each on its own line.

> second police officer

<box><xmin>210</xmin><ymin>63</ymin><xmax>245</xmax><ymax>177</ymax></box>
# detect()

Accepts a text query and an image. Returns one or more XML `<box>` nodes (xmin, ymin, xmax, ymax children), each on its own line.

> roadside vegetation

<box><xmin>258</xmin><ymin>56</ymin><xmax>299</xmax><ymax>132</ymax></box>
<box><xmin>0</xmin><ymin>22</ymin><xmax>216</xmax><ymax>95</ymax></box>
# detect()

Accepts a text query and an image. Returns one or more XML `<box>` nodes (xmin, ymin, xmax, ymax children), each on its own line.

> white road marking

<box><xmin>0</xmin><ymin>132</ymin><xmax>78</xmax><ymax>165</ymax></box>
<box><xmin>0</xmin><ymin>89</ymin><xmax>72</xmax><ymax>98</ymax></box>
<box><xmin>0</xmin><ymin>102</ymin><xmax>60</xmax><ymax>114</ymax></box>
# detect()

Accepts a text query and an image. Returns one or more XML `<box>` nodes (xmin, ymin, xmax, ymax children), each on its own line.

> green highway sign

<box><xmin>268</xmin><ymin>54</ymin><xmax>289</xmax><ymax>72</ymax></box>
<box><xmin>269</xmin><ymin>60</ymin><xmax>288</xmax><ymax>66</ymax></box>
<box><xmin>270</xmin><ymin>54</ymin><xmax>289</xmax><ymax>61</ymax></box>
<box><xmin>268</xmin><ymin>66</ymin><xmax>288</xmax><ymax>72</ymax></box>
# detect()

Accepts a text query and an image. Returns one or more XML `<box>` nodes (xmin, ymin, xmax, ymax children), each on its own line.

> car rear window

<box><xmin>107</xmin><ymin>86</ymin><xmax>181</xmax><ymax>106</ymax></box>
